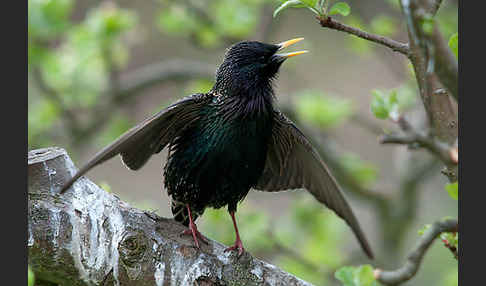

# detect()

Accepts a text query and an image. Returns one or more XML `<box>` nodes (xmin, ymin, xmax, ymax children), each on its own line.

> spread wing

<box><xmin>59</xmin><ymin>93</ymin><xmax>212</xmax><ymax>193</ymax></box>
<box><xmin>255</xmin><ymin>111</ymin><xmax>374</xmax><ymax>259</ymax></box>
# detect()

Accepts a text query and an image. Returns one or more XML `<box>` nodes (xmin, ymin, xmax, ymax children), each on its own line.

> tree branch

<box><xmin>398</xmin><ymin>0</ymin><xmax>458</xmax><ymax>182</ymax></box>
<box><xmin>317</xmin><ymin>16</ymin><xmax>410</xmax><ymax>56</ymax></box>
<box><xmin>432</xmin><ymin>26</ymin><xmax>458</xmax><ymax>100</ymax></box>
<box><xmin>312</xmin><ymin>0</ymin><xmax>458</xmax><ymax>183</ymax></box>
<box><xmin>28</xmin><ymin>147</ymin><xmax>313</xmax><ymax>286</ymax></box>
<box><xmin>428</xmin><ymin>0</ymin><xmax>444</xmax><ymax>16</ymax></box>
<box><xmin>380</xmin><ymin>116</ymin><xmax>458</xmax><ymax>169</ymax></box>
<box><xmin>374</xmin><ymin>219</ymin><xmax>458</xmax><ymax>285</ymax></box>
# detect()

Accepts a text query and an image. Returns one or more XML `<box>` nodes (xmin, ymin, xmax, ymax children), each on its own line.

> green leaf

<box><xmin>28</xmin><ymin>0</ymin><xmax>74</xmax><ymax>39</ymax></box>
<box><xmin>370</xmin><ymin>90</ymin><xmax>388</xmax><ymax>119</ymax></box>
<box><xmin>335</xmin><ymin>266</ymin><xmax>356</xmax><ymax>286</ymax></box>
<box><xmin>335</xmin><ymin>265</ymin><xmax>380</xmax><ymax>286</ymax></box>
<box><xmin>85</xmin><ymin>5</ymin><xmax>137</xmax><ymax>41</ymax></box>
<box><xmin>448</xmin><ymin>32</ymin><xmax>458</xmax><ymax>59</ymax></box>
<box><xmin>354</xmin><ymin>265</ymin><xmax>376</xmax><ymax>286</ymax></box>
<box><xmin>28</xmin><ymin>265</ymin><xmax>35</xmax><ymax>286</ymax></box>
<box><xmin>418</xmin><ymin>224</ymin><xmax>431</xmax><ymax>236</ymax></box>
<box><xmin>300</xmin><ymin>0</ymin><xmax>319</xmax><ymax>8</ymax></box>
<box><xmin>370</xmin><ymin>89</ymin><xmax>400</xmax><ymax>120</ymax></box>
<box><xmin>441</xmin><ymin>232</ymin><xmax>458</xmax><ymax>248</ymax></box>
<box><xmin>273</xmin><ymin>0</ymin><xmax>306</xmax><ymax>18</ymax></box>
<box><xmin>445</xmin><ymin>182</ymin><xmax>458</xmax><ymax>200</ymax></box>
<box><xmin>329</xmin><ymin>2</ymin><xmax>350</xmax><ymax>16</ymax></box>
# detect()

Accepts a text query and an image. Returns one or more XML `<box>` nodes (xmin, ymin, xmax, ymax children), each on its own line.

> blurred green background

<box><xmin>28</xmin><ymin>0</ymin><xmax>457</xmax><ymax>285</ymax></box>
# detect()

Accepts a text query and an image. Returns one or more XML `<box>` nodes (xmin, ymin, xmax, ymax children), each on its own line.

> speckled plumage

<box><xmin>59</xmin><ymin>40</ymin><xmax>374</xmax><ymax>259</ymax></box>
<box><xmin>165</xmin><ymin>92</ymin><xmax>274</xmax><ymax>224</ymax></box>
<box><xmin>165</xmin><ymin>41</ymin><xmax>280</xmax><ymax>225</ymax></box>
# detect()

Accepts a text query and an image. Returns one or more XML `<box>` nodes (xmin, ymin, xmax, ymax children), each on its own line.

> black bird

<box><xmin>59</xmin><ymin>38</ymin><xmax>374</xmax><ymax>258</ymax></box>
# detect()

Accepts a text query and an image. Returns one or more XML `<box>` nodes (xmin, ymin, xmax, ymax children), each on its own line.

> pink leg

<box><xmin>224</xmin><ymin>211</ymin><xmax>245</xmax><ymax>256</ymax></box>
<box><xmin>181</xmin><ymin>205</ymin><xmax>208</xmax><ymax>248</ymax></box>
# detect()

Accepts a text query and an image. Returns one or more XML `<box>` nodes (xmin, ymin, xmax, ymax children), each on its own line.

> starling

<box><xmin>60</xmin><ymin>38</ymin><xmax>374</xmax><ymax>258</ymax></box>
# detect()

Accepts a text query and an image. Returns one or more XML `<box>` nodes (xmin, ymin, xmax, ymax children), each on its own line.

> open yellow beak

<box><xmin>276</xmin><ymin>37</ymin><xmax>308</xmax><ymax>58</ymax></box>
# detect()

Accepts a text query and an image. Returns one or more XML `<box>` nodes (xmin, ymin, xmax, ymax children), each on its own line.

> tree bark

<box><xmin>28</xmin><ymin>147</ymin><xmax>313</xmax><ymax>286</ymax></box>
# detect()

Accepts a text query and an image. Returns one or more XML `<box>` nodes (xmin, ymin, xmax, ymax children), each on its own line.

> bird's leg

<box><xmin>181</xmin><ymin>204</ymin><xmax>209</xmax><ymax>248</ymax></box>
<box><xmin>224</xmin><ymin>211</ymin><xmax>245</xmax><ymax>256</ymax></box>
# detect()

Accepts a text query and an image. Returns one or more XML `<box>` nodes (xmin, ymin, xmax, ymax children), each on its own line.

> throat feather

<box><xmin>217</xmin><ymin>86</ymin><xmax>274</xmax><ymax>121</ymax></box>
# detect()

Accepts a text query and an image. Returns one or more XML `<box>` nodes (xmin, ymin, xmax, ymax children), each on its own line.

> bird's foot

<box><xmin>181</xmin><ymin>222</ymin><xmax>209</xmax><ymax>249</ymax></box>
<box><xmin>224</xmin><ymin>238</ymin><xmax>245</xmax><ymax>257</ymax></box>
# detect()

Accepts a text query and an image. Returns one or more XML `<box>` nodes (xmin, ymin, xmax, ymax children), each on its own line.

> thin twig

<box><xmin>375</xmin><ymin>219</ymin><xmax>458</xmax><ymax>285</ymax></box>
<box><xmin>380</xmin><ymin>116</ymin><xmax>457</xmax><ymax>166</ymax></box>
<box><xmin>317</xmin><ymin>16</ymin><xmax>410</xmax><ymax>56</ymax></box>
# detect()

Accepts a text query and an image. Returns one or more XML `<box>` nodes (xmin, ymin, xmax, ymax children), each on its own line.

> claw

<box><xmin>224</xmin><ymin>239</ymin><xmax>245</xmax><ymax>257</ymax></box>
<box><xmin>224</xmin><ymin>211</ymin><xmax>245</xmax><ymax>257</ymax></box>
<box><xmin>181</xmin><ymin>227</ymin><xmax>209</xmax><ymax>248</ymax></box>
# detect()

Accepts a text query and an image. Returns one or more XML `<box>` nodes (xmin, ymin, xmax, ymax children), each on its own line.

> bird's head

<box><xmin>212</xmin><ymin>38</ymin><xmax>307</xmax><ymax>97</ymax></box>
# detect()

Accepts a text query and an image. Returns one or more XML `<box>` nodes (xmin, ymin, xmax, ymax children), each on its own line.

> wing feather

<box><xmin>255</xmin><ymin>111</ymin><xmax>374</xmax><ymax>259</ymax></box>
<box><xmin>59</xmin><ymin>93</ymin><xmax>211</xmax><ymax>193</ymax></box>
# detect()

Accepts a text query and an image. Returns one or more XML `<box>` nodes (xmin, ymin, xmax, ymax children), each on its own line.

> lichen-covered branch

<box><xmin>374</xmin><ymin>219</ymin><xmax>458</xmax><ymax>285</ymax></box>
<box><xmin>28</xmin><ymin>147</ymin><xmax>313</xmax><ymax>286</ymax></box>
